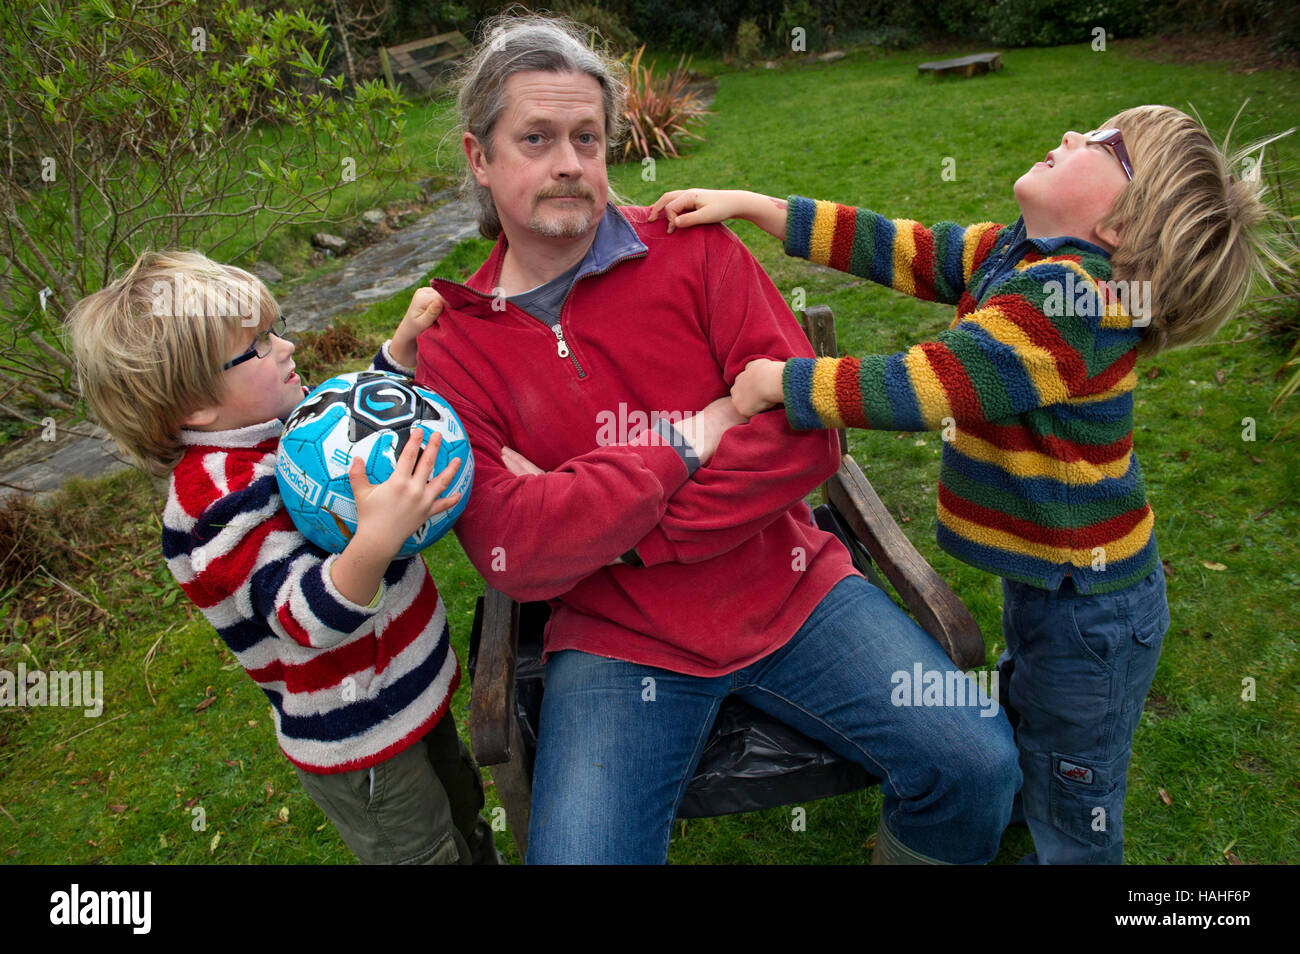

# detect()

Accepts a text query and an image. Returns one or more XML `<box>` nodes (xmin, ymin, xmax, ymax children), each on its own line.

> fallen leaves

<box><xmin>1158</xmin><ymin>788</ymin><xmax>1172</xmax><ymax>806</ymax></box>
<box><xmin>194</xmin><ymin>686</ymin><xmax>216</xmax><ymax>713</ymax></box>
<box><xmin>1201</xmin><ymin>561</ymin><xmax>1227</xmax><ymax>572</ymax></box>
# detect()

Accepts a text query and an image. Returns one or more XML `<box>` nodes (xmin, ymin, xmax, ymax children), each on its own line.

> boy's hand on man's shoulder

<box><xmin>647</xmin><ymin>189</ymin><xmax>787</xmax><ymax>240</ymax></box>
<box><xmin>391</xmin><ymin>286</ymin><xmax>445</xmax><ymax>370</ymax></box>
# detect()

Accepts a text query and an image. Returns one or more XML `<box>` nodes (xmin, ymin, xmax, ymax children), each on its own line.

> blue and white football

<box><xmin>275</xmin><ymin>371</ymin><xmax>474</xmax><ymax>556</ymax></box>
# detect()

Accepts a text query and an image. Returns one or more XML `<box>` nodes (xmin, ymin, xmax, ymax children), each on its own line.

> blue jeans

<box><xmin>526</xmin><ymin>575</ymin><xmax>1020</xmax><ymax>864</ymax></box>
<box><xmin>998</xmin><ymin>563</ymin><xmax>1170</xmax><ymax>864</ymax></box>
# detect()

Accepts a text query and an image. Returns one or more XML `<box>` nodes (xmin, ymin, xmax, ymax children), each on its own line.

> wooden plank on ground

<box><xmin>917</xmin><ymin>52</ymin><xmax>1002</xmax><ymax>78</ymax></box>
<box><xmin>387</xmin><ymin>31</ymin><xmax>465</xmax><ymax>57</ymax></box>
<box><xmin>390</xmin><ymin>49</ymin><xmax>433</xmax><ymax>90</ymax></box>
<box><xmin>384</xmin><ymin>31</ymin><xmax>470</xmax><ymax>91</ymax></box>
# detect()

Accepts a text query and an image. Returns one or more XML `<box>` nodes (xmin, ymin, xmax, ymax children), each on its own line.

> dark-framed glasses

<box><xmin>1087</xmin><ymin>128</ymin><xmax>1134</xmax><ymax>182</ymax></box>
<box><xmin>222</xmin><ymin>314</ymin><xmax>287</xmax><ymax>370</ymax></box>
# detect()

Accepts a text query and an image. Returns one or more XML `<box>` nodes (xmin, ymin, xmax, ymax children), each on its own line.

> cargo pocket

<box><xmin>1066</xmin><ymin>594</ymin><xmax>1127</xmax><ymax>671</ymax></box>
<box><xmin>1047</xmin><ymin>748</ymin><xmax>1128</xmax><ymax>849</ymax></box>
<box><xmin>1130</xmin><ymin>594</ymin><xmax>1169</xmax><ymax>649</ymax></box>
<box><xmin>1119</xmin><ymin>594</ymin><xmax>1169</xmax><ymax>733</ymax></box>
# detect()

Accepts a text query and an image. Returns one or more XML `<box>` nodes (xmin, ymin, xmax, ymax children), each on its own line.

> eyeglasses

<box><xmin>222</xmin><ymin>315</ymin><xmax>287</xmax><ymax>370</ymax></box>
<box><xmin>1086</xmin><ymin>128</ymin><xmax>1134</xmax><ymax>182</ymax></box>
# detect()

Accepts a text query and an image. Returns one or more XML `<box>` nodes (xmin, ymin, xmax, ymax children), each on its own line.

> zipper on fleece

<box><xmin>433</xmin><ymin>279</ymin><xmax>587</xmax><ymax>378</ymax></box>
<box><xmin>550</xmin><ymin>248</ymin><xmax>648</xmax><ymax>381</ymax></box>
<box><xmin>436</xmin><ymin>244</ymin><xmax>648</xmax><ymax>382</ymax></box>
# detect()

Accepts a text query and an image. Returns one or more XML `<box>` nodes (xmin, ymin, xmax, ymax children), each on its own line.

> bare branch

<box><xmin>0</xmin><ymin>370</ymin><xmax>76</xmax><ymax>412</ymax></box>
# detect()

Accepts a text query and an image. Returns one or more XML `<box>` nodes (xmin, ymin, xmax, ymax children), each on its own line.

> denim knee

<box><xmin>951</xmin><ymin>718</ymin><xmax>1021</xmax><ymax>824</ymax></box>
<box><xmin>898</xmin><ymin>705</ymin><xmax>1020</xmax><ymax>840</ymax></box>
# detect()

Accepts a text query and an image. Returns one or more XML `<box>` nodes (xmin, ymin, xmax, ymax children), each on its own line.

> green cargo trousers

<box><xmin>295</xmin><ymin>712</ymin><xmax>502</xmax><ymax>864</ymax></box>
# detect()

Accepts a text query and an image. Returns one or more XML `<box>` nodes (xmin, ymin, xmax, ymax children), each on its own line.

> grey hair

<box><xmin>456</xmin><ymin>13</ymin><xmax>628</xmax><ymax>239</ymax></box>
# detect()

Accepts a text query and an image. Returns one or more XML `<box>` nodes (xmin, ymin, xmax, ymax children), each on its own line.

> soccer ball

<box><xmin>276</xmin><ymin>371</ymin><xmax>474</xmax><ymax>556</ymax></box>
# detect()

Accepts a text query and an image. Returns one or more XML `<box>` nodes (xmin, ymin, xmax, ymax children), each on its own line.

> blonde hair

<box><xmin>65</xmin><ymin>251</ymin><xmax>278</xmax><ymax>476</ymax></box>
<box><xmin>1098</xmin><ymin>104</ymin><xmax>1293</xmax><ymax>357</ymax></box>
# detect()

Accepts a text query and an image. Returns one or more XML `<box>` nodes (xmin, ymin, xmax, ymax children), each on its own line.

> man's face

<box><xmin>466</xmin><ymin>70</ymin><xmax>609</xmax><ymax>242</ymax></box>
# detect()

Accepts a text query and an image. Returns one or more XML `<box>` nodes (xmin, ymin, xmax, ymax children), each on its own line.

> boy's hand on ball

<box><xmin>391</xmin><ymin>287</ymin><xmax>445</xmax><ymax>369</ymax></box>
<box><xmin>731</xmin><ymin>358</ymin><xmax>786</xmax><ymax>417</ymax></box>
<box><xmin>348</xmin><ymin>428</ymin><xmax>461</xmax><ymax>556</ymax></box>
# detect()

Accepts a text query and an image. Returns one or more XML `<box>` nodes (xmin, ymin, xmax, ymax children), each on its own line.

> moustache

<box><xmin>535</xmin><ymin>187</ymin><xmax>595</xmax><ymax>202</ymax></box>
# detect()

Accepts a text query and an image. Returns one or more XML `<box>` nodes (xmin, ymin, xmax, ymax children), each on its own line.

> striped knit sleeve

<box><xmin>781</xmin><ymin>255</ymin><xmax>1141</xmax><ymax>431</ymax></box>
<box><xmin>165</xmin><ymin>451</ymin><xmax>384</xmax><ymax>650</ymax></box>
<box><xmin>784</xmin><ymin>196</ymin><xmax>1004</xmax><ymax>305</ymax></box>
<box><xmin>373</xmin><ymin>340</ymin><xmax>414</xmax><ymax>377</ymax></box>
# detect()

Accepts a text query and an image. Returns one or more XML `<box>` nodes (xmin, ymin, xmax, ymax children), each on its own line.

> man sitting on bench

<box><xmin>415</xmin><ymin>13</ymin><xmax>1019</xmax><ymax>865</ymax></box>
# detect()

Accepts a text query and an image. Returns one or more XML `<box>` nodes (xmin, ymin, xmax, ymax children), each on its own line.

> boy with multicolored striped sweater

<box><xmin>67</xmin><ymin>252</ymin><xmax>499</xmax><ymax>864</ymax></box>
<box><xmin>650</xmin><ymin>105</ymin><xmax>1285</xmax><ymax>863</ymax></box>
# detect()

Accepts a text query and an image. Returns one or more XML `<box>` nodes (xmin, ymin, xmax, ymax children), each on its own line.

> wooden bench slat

<box><xmin>386</xmin><ymin>31</ymin><xmax>467</xmax><ymax>57</ymax></box>
<box><xmin>382</xmin><ymin>30</ymin><xmax>471</xmax><ymax>92</ymax></box>
<box><xmin>917</xmin><ymin>52</ymin><xmax>1003</xmax><ymax>77</ymax></box>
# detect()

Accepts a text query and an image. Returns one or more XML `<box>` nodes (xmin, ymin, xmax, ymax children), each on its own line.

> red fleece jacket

<box><xmin>416</xmin><ymin>205</ymin><xmax>857</xmax><ymax>676</ymax></box>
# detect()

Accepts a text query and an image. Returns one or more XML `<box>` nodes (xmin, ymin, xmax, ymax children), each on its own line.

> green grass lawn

<box><xmin>2</xmin><ymin>40</ymin><xmax>1297</xmax><ymax>865</ymax></box>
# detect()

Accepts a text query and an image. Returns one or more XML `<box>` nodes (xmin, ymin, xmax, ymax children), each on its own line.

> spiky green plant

<box><xmin>619</xmin><ymin>46</ymin><xmax>710</xmax><ymax>162</ymax></box>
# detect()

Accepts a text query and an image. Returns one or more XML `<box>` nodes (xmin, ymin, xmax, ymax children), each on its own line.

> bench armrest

<box><xmin>827</xmin><ymin>456</ymin><xmax>985</xmax><ymax>669</ymax></box>
<box><xmin>469</xmin><ymin>586</ymin><xmax>519</xmax><ymax>766</ymax></box>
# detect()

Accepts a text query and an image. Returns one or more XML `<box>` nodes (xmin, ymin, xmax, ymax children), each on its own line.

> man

<box><xmin>415</xmin><ymin>14</ymin><xmax>1019</xmax><ymax>864</ymax></box>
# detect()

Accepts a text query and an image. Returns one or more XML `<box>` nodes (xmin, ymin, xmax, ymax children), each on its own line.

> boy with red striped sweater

<box><xmin>67</xmin><ymin>252</ymin><xmax>498</xmax><ymax>864</ymax></box>
<box><xmin>651</xmin><ymin>106</ymin><xmax>1284</xmax><ymax>863</ymax></box>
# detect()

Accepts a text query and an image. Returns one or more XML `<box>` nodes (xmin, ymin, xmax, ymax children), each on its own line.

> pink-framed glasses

<box><xmin>1087</xmin><ymin>128</ymin><xmax>1134</xmax><ymax>181</ymax></box>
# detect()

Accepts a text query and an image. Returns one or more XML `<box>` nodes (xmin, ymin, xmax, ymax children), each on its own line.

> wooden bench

<box><xmin>380</xmin><ymin>31</ymin><xmax>469</xmax><ymax>93</ymax></box>
<box><xmin>467</xmin><ymin>304</ymin><xmax>985</xmax><ymax>857</ymax></box>
<box><xmin>917</xmin><ymin>52</ymin><xmax>1003</xmax><ymax>78</ymax></box>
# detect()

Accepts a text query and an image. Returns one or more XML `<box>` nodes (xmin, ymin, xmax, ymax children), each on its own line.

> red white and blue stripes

<box><xmin>162</xmin><ymin>350</ymin><xmax>460</xmax><ymax>774</ymax></box>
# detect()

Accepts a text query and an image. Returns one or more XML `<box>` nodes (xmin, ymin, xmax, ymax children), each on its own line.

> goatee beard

<box><xmin>527</xmin><ymin>210</ymin><xmax>594</xmax><ymax>239</ymax></box>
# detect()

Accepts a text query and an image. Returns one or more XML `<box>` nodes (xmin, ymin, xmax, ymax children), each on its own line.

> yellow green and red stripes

<box><xmin>784</xmin><ymin>196</ymin><xmax>1003</xmax><ymax>305</ymax></box>
<box><xmin>779</xmin><ymin>196</ymin><xmax>1158</xmax><ymax>593</ymax></box>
